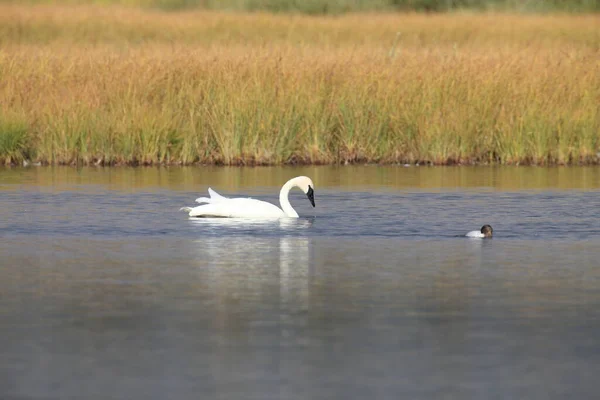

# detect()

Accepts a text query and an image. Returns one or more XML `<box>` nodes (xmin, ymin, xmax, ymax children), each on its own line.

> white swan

<box><xmin>466</xmin><ymin>224</ymin><xmax>493</xmax><ymax>238</ymax></box>
<box><xmin>180</xmin><ymin>176</ymin><xmax>315</xmax><ymax>218</ymax></box>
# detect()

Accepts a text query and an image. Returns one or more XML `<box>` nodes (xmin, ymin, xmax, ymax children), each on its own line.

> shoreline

<box><xmin>8</xmin><ymin>158</ymin><xmax>600</xmax><ymax>168</ymax></box>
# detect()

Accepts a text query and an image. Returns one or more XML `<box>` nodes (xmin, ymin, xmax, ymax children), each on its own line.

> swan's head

<box><xmin>481</xmin><ymin>224</ymin><xmax>493</xmax><ymax>238</ymax></box>
<box><xmin>294</xmin><ymin>176</ymin><xmax>315</xmax><ymax>207</ymax></box>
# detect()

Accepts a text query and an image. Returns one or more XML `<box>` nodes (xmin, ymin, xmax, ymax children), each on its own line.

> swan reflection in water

<box><xmin>188</xmin><ymin>216</ymin><xmax>314</xmax><ymax>232</ymax></box>
<box><xmin>188</xmin><ymin>220</ymin><xmax>312</xmax><ymax>333</ymax></box>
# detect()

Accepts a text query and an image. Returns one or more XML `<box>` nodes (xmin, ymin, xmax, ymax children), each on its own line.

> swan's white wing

<box><xmin>187</xmin><ymin>198</ymin><xmax>286</xmax><ymax>218</ymax></box>
<box><xmin>208</xmin><ymin>188</ymin><xmax>228</xmax><ymax>201</ymax></box>
<box><xmin>466</xmin><ymin>230</ymin><xmax>484</xmax><ymax>238</ymax></box>
<box><xmin>195</xmin><ymin>188</ymin><xmax>230</xmax><ymax>204</ymax></box>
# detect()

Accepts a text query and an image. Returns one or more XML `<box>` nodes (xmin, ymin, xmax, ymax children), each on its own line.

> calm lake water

<box><xmin>1</xmin><ymin>166</ymin><xmax>600</xmax><ymax>399</ymax></box>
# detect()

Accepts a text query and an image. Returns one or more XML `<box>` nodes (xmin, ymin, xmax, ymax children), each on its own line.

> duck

<box><xmin>466</xmin><ymin>224</ymin><xmax>493</xmax><ymax>238</ymax></box>
<box><xmin>180</xmin><ymin>176</ymin><xmax>315</xmax><ymax>218</ymax></box>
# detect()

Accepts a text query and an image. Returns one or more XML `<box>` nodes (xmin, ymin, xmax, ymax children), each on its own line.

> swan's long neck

<box><xmin>279</xmin><ymin>179</ymin><xmax>299</xmax><ymax>218</ymax></box>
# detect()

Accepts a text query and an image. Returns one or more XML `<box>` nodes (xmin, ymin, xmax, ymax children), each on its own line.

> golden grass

<box><xmin>1</xmin><ymin>0</ymin><xmax>599</xmax><ymax>13</ymax></box>
<box><xmin>1</xmin><ymin>5</ymin><xmax>599</xmax><ymax>166</ymax></box>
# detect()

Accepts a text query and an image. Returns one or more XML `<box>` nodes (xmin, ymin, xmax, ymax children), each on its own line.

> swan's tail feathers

<box><xmin>179</xmin><ymin>207</ymin><xmax>193</xmax><ymax>213</ymax></box>
<box><xmin>187</xmin><ymin>203</ymin><xmax>230</xmax><ymax>218</ymax></box>
<box><xmin>195</xmin><ymin>197</ymin><xmax>211</xmax><ymax>204</ymax></box>
<box><xmin>208</xmin><ymin>188</ymin><xmax>228</xmax><ymax>201</ymax></box>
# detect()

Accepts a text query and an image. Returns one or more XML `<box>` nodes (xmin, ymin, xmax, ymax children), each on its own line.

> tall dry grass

<box><xmin>0</xmin><ymin>5</ymin><xmax>599</xmax><ymax>165</ymax></box>
<box><xmin>1</xmin><ymin>0</ymin><xmax>598</xmax><ymax>13</ymax></box>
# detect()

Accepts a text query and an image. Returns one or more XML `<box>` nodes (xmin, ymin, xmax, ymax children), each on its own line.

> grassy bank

<box><xmin>0</xmin><ymin>5</ymin><xmax>599</xmax><ymax>166</ymax></box>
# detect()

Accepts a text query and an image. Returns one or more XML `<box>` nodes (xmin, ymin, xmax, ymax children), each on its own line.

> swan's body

<box><xmin>180</xmin><ymin>176</ymin><xmax>315</xmax><ymax>218</ymax></box>
<box><xmin>466</xmin><ymin>224</ymin><xmax>493</xmax><ymax>238</ymax></box>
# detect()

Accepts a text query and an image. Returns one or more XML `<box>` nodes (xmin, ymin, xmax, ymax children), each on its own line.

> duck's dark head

<box><xmin>481</xmin><ymin>225</ymin><xmax>493</xmax><ymax>238</ymax></box>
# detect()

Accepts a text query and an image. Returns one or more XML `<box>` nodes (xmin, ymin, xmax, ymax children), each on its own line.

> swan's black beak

<box><xmin>306</xmin><ymin>186</ymin><xmax>315</xmax><ymax>207</ymax></box>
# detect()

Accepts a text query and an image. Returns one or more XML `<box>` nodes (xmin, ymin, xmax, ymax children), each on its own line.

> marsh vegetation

<box><xmin>0</xmin><ymin>4</ymin><xmax>598</xmax><ymax>165</ymax></box>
